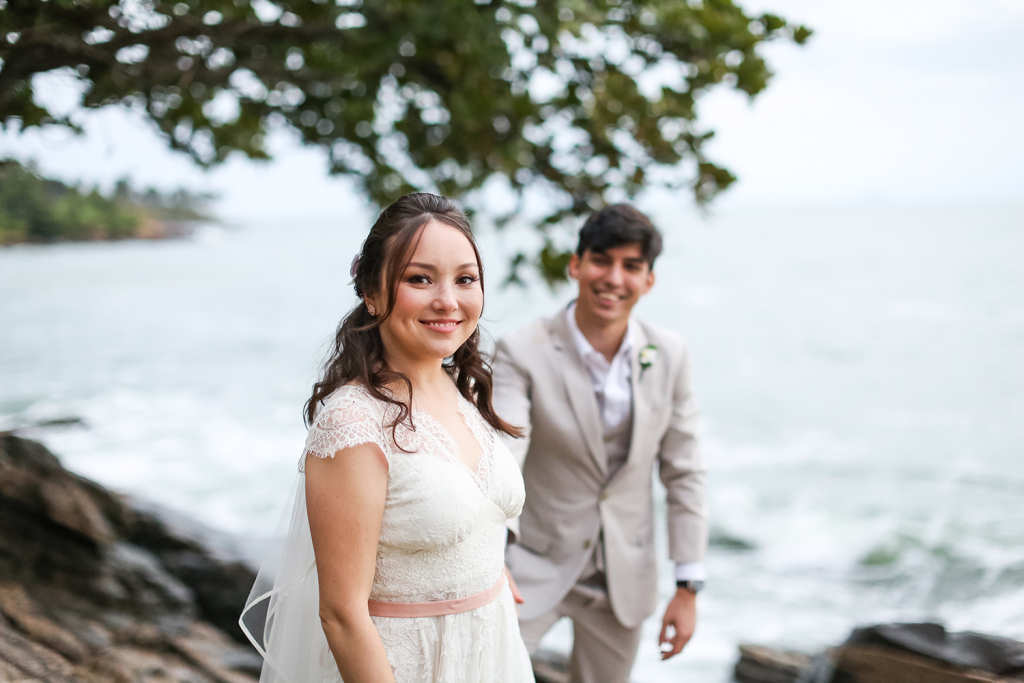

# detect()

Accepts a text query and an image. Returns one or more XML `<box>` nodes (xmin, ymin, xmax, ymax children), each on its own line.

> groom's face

<box><xmin>569</xmin><ymin>242</ymin><xmax>655</xmax><ymax>325</ymax></box>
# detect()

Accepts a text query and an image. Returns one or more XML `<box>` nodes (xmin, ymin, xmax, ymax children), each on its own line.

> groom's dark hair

<box><xmin>576</xmin><ymin>204</ymin><xmax>663</xmax><ymax>268</ymax></box>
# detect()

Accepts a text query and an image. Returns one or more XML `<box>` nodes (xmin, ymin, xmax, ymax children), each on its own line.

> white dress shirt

<box><xmin>566</xmin><ymin>303</ymin><xmax>706</xmax><ymax>583</ymax></box>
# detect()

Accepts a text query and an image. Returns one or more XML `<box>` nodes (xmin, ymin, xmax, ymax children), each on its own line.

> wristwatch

<box><xmin>676</xmin><ymin>580</ymin><xmax>705</xmax><ymax>594</ymax></box>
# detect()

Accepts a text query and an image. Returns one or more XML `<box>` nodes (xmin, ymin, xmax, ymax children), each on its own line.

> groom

<box><xmin>493</xmin><ymin>205</ymin><xmax>708</xmax><ymax>683</ymax></box>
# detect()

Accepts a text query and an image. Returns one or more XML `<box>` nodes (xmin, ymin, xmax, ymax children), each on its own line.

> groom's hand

<box><xmin>658</xmin><ymin>588</ymin><xmax>697</xmax><ymax>660</ymax></box>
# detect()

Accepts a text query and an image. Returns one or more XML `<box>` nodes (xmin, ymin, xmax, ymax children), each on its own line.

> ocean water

<box><xmin>2</xmin><ymin>204</ymin><xmax>1022</xmax><ymax>681</ymax></box>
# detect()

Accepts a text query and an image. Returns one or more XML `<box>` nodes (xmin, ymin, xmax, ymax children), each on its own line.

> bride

<box><xmin>240</xmin><ymin>193</ymin><xmax>535</xmax><ymax>682</ymax></box>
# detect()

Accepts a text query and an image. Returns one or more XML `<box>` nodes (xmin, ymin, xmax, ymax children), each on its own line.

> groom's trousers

<box><xmin>518</xmin><ymin>571</ymin><xmax>643</xmax><ymax>683</ymax></box>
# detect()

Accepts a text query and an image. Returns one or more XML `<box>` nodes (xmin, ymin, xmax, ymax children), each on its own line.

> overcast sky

<box><xmin>1</xmin><ymin>0</ymin><xmax>1021</xmax><ymax>221</ymax></box>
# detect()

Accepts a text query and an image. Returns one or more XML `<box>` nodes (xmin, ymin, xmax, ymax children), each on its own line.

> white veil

<box><xmin>239</xmin><ymin>470</ymin><xmax>339</xmax><ymax>682</ymax></box>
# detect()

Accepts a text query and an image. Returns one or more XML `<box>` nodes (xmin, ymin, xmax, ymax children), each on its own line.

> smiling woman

<box><xmin>240</xmin><ymin>193</ymin><xmax>535</xmax><ymax>683</ymax></box>
<box><xmin>369</xmin><ymin>222</ymin><xmax>485</xmax><ymax>381</ymax></box>
<box><xmin>303</xmin><ymin>193</ymin><xmax>518</xmax><ymax>442</ymax></box>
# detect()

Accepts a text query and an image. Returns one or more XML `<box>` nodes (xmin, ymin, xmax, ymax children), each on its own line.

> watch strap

<box><xmin>676</xmin><ymin>579</ymin><xmax>705</xmax><ymax>593</ymax></box>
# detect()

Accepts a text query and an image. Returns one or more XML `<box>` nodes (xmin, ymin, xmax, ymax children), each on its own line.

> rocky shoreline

<box><xmin>115</xmin><ymin>219</ymin><xmax>201</xmax><ymax>242</ymax></box>
<box><xmin>0</xmin><ymin>433</ymin><xmax>259</xmax><ymax>682</ymax></box>
<box><xmin>0</xmin><ymin>219</ymin><xmax>202</xmax><ymax>247</ymax></box>
<box><xmin>3</xmin><ymin>432</ymin><xmax>1022</xmax><ymax>683</ymax></box>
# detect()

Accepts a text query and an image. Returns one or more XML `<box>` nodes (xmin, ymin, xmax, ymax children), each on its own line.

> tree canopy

<box><xmin>0</xmin><ymin>0</ymin><xmax>809</xmax><ymax>282</ymax></box>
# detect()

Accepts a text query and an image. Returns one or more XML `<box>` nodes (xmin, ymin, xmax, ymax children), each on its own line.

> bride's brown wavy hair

<box><xmin>304</xmin><ymin>193</ymin><xmax>522</xmax><ymax>442</ymax></box>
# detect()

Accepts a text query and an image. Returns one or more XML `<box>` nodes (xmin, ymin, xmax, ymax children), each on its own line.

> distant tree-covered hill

<box><xmin>0</xmin><ymin>159</ymin><xmax>213</xmax><ymax>245</ymax></box>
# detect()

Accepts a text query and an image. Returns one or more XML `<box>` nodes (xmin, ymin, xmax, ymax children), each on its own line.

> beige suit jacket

<box><xmin>493</xmin><ymin>310</ymin><xmax>708</xmax><ymax>628</ymax></box>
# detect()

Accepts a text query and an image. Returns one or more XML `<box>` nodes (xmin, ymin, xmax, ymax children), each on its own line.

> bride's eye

<box><xmin>407</xmin><ymin>274</ymin><xmax>431</xmax><ymax>284</ymax></box>
<box><xmin>457</xmin><ymin>274</ymin><xmax>479</xmax><ymax>286</ymax></box>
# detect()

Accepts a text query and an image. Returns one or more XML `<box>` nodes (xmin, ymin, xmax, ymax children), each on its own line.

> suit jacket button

<box><xmin>599</xmin><ymin>492</ymin><xmax>609</xmax><ymax>502</ymax></box>
<box><xmin>583</xmin><ymin>539</ymin><xmax>591</xmax><ymax>549</ymax></box>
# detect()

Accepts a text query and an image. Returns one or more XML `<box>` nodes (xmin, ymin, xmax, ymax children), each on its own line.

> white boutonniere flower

<box><xmin>638</xmin><ymin>344</ymin><xmax>658</xmax><ymax>379</ymax></box>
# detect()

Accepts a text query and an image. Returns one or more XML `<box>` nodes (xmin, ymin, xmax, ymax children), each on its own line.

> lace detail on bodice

<box><xmin>301</xmin><ymin>385</ymin><xmax>496</xmax><ymax>494</ymax></box>
<box><xmin>300</xmin><ymin>384</ymin><xmax>524</xmax><ymax>601</ymax></box>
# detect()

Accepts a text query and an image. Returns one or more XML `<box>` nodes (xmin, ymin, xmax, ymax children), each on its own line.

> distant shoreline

<box><xmin>0</xmin><ymin>158</ymin><xmax>215</xmax><ymax>246</ymax></box>
<box><xmin>0</xmin><ymin>218</ymin><xmax>209</xmax><ymax>247</ymax></box>
<box><xmin>132</xmin><ymin>218</ymin><xmax>204</xmax><ymax>241</ymax></box>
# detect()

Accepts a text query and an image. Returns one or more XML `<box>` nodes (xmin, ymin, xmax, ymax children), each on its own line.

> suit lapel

<box><xmin>547</xmin><ymin>313</ymin><xmax>608</xmax><ymax>479</ymax></box>
<box><xmin>625</xmin><ymin>322</ymin><xmax>653</xmax><ymax>467</ymax></box>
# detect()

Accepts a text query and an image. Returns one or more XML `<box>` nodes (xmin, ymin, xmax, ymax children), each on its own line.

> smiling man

<box><xmin>493</xmin><ymin>205</ymin><xmax>708</xmax><ymax>683</ymax></box>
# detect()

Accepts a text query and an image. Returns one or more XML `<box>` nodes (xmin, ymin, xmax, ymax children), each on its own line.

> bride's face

<box><xmin>374</xmin><ymin>219</ymin><xmax>483</xmax><ymax>366</ymax></box>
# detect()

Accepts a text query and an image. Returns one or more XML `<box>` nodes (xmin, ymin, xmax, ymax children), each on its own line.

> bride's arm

<box><xmin>306</xmin><ymin>443</ymin><xmax>395</xmax><ymax>683</ymax></box>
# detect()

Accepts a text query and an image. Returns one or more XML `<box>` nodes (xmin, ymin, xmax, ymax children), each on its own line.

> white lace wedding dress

<box><xmin>241</xmin><ymin>384</ymin><xmax>535</xmax><ymax>683</ymax></box>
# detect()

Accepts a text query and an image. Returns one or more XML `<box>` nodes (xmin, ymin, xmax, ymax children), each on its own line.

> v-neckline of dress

<box><xmin>346</xmin><ymin>384</ymin><xmax>494</xmax><ymax>494</ymax></box>
<box><xmin>410</xmin><ymin>393</ymin><xmax>493</xmax><ymax>495</ymax></box>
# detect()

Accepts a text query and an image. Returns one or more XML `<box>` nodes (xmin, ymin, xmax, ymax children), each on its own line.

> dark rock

<box><xmin>0</xmin><ymin>433</ymin><xmax>64</xmax><ymax>473</ymax></box>
<box><xmin>734</xmin><ymin>643</ymin><xmax>811</xmax><ymax>683</ymax></box>
<box><xmin>31</xmin><ymin>416</ymin><xmax>87</xmax><ymax>429</ymax></box>
<box><xmin>0</xmin><ymin>610</ymin><xmax>81</xmax><ymax>683</ymax></box>
<box><xmin>100</xmin><ymin>542</ymin><xmax>197</xmax><ymax>619</ymax></box>
<box><xmin>736</xmin><ymin>625</ymin><xmax>1024</xmax><ymax>683</ymax></box>
<box><xmin>0</xmin><ymin>433</ymin><xmax>259</xmax><ymax>681</ymax></box>
<box><xmin>841</xmin><ymin>624</ymin><xmax>1024</xmax><ymax>678</ymax></box>
<box><xmin>830</xmin><ymin>644</ymin><xmax>1019</xmax><ymax>683</ymax></box>
<box><xmin>710</xmin><ymin>526</ymin><xmax>758</xmax><ymax>551</ymax></box>
<box><xmin>122</xmin><ymin>497</ymin><xmax>260</xmax><ymax>643</ymax></box>
<box><xmin>171</xmin><ymin>621</ymin><xmax>264</xmax><ymax>683</ymax></box>
<box><xmin>532</xmin><ymin>648</ymin><xmax>570</xmax><ymax>683</ymax></box>
<box><xmin>0</xmin><ymin>583</ymin><xmax>89</xmax><ymax>663</ymax></box>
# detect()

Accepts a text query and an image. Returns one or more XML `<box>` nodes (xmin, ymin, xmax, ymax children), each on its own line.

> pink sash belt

<box><xmin>367</xmin><ymin>574</ymin><xmax>506</xmax><ymax>618</ymax></box>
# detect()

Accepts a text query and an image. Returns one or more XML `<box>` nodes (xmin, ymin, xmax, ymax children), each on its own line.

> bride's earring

<box><xmin>367</xmin><ymin>303</ymin><xmax>376</xmax><ymax>316</ymax></box>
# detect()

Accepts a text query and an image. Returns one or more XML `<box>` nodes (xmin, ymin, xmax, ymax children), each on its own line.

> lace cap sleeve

<box><xmin>301</xmin><ymin>386</ymin><xmax>388</xmax><ymax>471</ymax></box>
